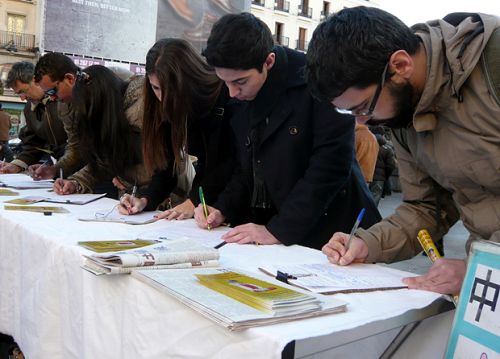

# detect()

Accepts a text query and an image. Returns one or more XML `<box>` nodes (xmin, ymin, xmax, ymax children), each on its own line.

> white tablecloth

<box><xmin>0</xmin><ymin>187</ymin><xmax>443</xmax><ymax>358</ymax></box>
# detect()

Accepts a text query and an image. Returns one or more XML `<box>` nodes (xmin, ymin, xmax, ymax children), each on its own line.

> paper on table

<box><xmin>259</xmin><ymin>263</ymin><xmax>410</xmax><ymax>294</ymax></box>
<box><xmin>0</xmin><ymin>173</ymin><xmax>54</xmax><ymax>189</ymax></box>
<box><xmin>78</xmin><ymin>207</ymin><xmax>160</xmax><ymax>225</ymax></box>
<box><xmin>6</xmin><ymin>193</ymin><xmax>106</xmax><ymax>205</ymax></box>
<box><xmin>137</xmin><ymin>219</ymin><xmax>229</xmax><ymax>248</ymax></box>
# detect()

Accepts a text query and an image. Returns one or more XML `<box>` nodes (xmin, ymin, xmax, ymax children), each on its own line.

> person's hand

<box><xmin>155</xmin><ymin>199</ymin><xmax>195</xmax><ymax>220</ymax></box>
<box><xmin>112</xmin><ymin>176</ymin><xmax>127</xmax><ymax>191</ymax></box>
<box><xmin>322</xmin><ymin>232</ymin><xmax>369</xmax><ymax>265</ymax></box>
<box><xmin>53</xmin><ymin>179</ymin><xmax>77</xmax><ymax>195</ymax></box>
<box><xmin>29</xmin><ymin>164</ymin><xmax>57</xmax><ymax>180</ymax></box>
<box><xmin>194</xmin><ymin>204</ymin><xmax>225</xmax><ymax>229</ymax></box>
<box><xmin>403</xmin><ymin>258</ymin><xmax>466</xmax><ymax>295</ymax></box>
<box><xmin>118</xmin><ymin>194</ymin><xmax>148</xmax><ymax>215</ymax></box>
<box><xmin>0</xmin><ymin>162</ymin><xmax>22</xmax><ymax>174</ymax></box>
<box><xmin>222</xmin><ymin>223</ymin><xmax>281</xmax><ymax>245</ymax></box>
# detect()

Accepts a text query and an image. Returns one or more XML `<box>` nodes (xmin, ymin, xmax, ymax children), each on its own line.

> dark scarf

<box><xmin>248</xmin><ymin>46</ymin><xmax>288</xmax><ymax>209</ymax></box>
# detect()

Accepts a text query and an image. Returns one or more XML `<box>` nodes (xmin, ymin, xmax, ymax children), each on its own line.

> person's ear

<box><xmin>64</xmin><ymin>73</ymin><xmax>77</xmax><ymax>85</ymax></box>
<box><xmin>388</xmin><ymin>50</ymin><xmax>414</xmax><ymax>82</ymax></box>
<box><xmin>264</xmin><ymin>52</ymin><xmax>275</xmax><ymax>71</ymax></box>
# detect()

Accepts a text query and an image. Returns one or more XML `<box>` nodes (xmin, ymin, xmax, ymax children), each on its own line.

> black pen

<box><xmin>214</xmin><ymin>241</ymin><xmax>227</xmax><ymax>249</ymax></box>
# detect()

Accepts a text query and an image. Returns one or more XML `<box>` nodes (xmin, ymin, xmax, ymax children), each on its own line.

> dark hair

<box><xmin>72</xmin><ymin>65</ymin><xmax>141</xmax><ymax>175</ymax></box>
<box><xmin>6</xmin><ymin>61</ymin><xmax>34</xmax><ymax>88</ymax></box>
<box><xmin>34</xmin><ymin>52</ymin><xmax>79</xmax><ymax>82</ymax></box>
<box><xmin>306</xmin><ymin>6</ymin><xmax>421</xmax><ymax>101</ymax></box>
<box><xmin>202</xmin><ymin>12</ymin><xmax>273</xmax><ymax>71</ymax></box>
<box><xmin>143</xmin><ymin>38</ymin><xmax>223</xmax><ymax>175</ymax></box>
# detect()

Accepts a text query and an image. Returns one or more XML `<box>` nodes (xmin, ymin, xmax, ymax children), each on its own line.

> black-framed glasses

<box><xmin>45</xmin><ymin>81</ymin><xmax>60</xmax><ymax>96</ymax></box>
<box><xmin>335</xmin><ymin>63</ymin><xmax>390</xmax><ymax>117</ymax></box>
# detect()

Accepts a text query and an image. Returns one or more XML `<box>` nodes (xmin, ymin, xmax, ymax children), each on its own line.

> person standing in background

<box><xmin>0</xmin><ymin>104</ymin><xmax>14</xmax><ymax>162</ymax></box>
<box><xmin>354</xmin><ymin>122</ymin><xmax>379</xmax><ymax>184</ymax></box>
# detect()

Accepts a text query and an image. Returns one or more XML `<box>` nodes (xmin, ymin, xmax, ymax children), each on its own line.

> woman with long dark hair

<box><xmin>54</xmin><ymin>65</ymin><xmax>149</xmax><ymax>195</ymax></box>
<box><xmin>118</xmin><ymin>38</ymin><xmax>238</xmax><ymax>219</ymax></box>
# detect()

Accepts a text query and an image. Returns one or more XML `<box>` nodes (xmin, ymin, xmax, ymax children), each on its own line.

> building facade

<box><xmin>251</xmin><ymin>0</ymin><xmax>379</xmax><ymax>52</ymax></box>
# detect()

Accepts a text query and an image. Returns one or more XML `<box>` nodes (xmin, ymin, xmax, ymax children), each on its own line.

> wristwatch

<box><xmin>71</xmin><ymin>180</ymin><xmax>83</xmax><ymax>193</ymax></box>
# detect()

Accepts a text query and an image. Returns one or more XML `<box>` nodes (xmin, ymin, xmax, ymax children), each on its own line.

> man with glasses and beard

<box><xmin>306</xmin><ymin>7</ymin><xmax>499</xmax><ymax>296</ymax></box>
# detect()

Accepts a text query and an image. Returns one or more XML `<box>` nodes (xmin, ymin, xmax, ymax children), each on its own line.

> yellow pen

<box><xmin>198</xmin><ymin>186</ymin><xmax>211</xmax><ymax>231</ymax></box>
<box><xmin>417</xmin><ymin>229</ymin><xmax>459</xmax><ymax>306</ymax></box>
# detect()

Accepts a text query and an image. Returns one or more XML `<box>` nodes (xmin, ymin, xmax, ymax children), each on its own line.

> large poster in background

<box><xmin>43</xmin><ymin>0</ymin><xmax>158</xmax><ymax>64</ymax></box>
<box><xmin>156</xmin><ymin>0</ymin><xmax>248</xmax><ymax>52</ymax></box>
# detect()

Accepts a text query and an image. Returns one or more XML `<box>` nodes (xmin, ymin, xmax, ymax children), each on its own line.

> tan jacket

<box><xmin>357</xmin><ymin>13</ymin><xmax>500</xmax><ymax>262</ymax></box>
<box><xmin>355</xmin><ymin>123</ymin><xmax>379</xmax><ymax>183</ymax></box>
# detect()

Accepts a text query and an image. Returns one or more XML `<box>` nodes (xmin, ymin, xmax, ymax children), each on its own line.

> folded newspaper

<box><xmin>82</xmin><ymin>238</ymin><xmax>219</xmax><ymax>275</ymax></box>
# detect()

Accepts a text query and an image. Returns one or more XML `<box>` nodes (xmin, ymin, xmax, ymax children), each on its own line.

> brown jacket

<box><xmin>68</xmin><ymin>76</ymin><xmax>150</xmax><ymax>193</ymax></box>
<box><xmin>357</xmin><ymin>13</ymin><xmax>500</xmax><ymax>262</ymax></box>
<box><xmin>0</xmin><ymin>110</ymin><xmax>11</xmax><ymax>142</ymax></box>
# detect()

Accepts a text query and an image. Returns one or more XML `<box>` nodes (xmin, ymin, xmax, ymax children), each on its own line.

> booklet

<box><xmin>5</xmin><ymin>193</ymin><xmax>106</xmax><ymax>205</ymax></box>
<box><xmin>82</xmin><ymin>238</ymin><xmax>220</xmax><ymax>275</ymax></box>
<box><xmin>258</xmin><ymin>263</ymin><xmax>410</xmax><ymax>294</ymax></box>
<box><xmin>0</xmin><ymin>188</ymin><xmax>19</xmax><ymax>196</ymax></box>
<box><xmin>78</xmin><ymin>207</ymin><xmax>160</xmax><ymax>225</ymax></box>
<box><xmin>132</xmin><ymin>268</ymin><xmax>347</xmax><ymax>331</ymax></box>
<box><xmin>78</xmin><ymin>239</ymin><xmax>162</xmax><ymax>253</ymax></box>
<box><xmin>196</xmin><ymin>271</ymin><xmax>321</xmax><ymax>315</ymax></box>
<box><xmin>4</xmin><ymin>204</ymin><xmax>69</xmax><ymax>214</ymax></box>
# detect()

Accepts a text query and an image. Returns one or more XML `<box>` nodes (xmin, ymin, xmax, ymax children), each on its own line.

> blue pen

<box><xmin>346</xmin><ymin>208</ymin><xmax>365</xmax><ymax>250</ymax></box>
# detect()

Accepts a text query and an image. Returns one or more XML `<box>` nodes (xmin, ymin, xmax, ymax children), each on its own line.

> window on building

<box><xmin>322</xmin><ymin>1</ymin><xmax>331</xmax><ymax>17</ymax></box>
<box><xmin>297</xmin><ymin>27</ymin><xmax>307</xmax><ymax>51</ymax></box>
<box><xmin>7</xmin><ymin>14</ymin><xmax>26</xmax><ymax>33</ymax></box>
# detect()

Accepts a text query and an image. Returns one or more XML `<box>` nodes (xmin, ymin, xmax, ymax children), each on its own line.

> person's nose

<box><xmin>226</xmin><ymin>83</ymin><xmax>240</xmax><ymax>98</ymax></box>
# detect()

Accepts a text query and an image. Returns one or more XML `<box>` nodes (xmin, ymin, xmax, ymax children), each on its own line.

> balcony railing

<box><xmin>273</xmin><ymin>35</ymin><xmax>289</xmax><ymax>47</ymax></box>
<box><xmin>320</xmin><ymin>10</ymin><xmax>330</xmax><ymax>19</ymax></box>
<box><xmin>298</xmin><ymin>6</ymin><xmax>312</xmax><ymax>18</ymax></box>
<box><xmin>251</xmin><ymin>0</ymin><xmax>264</xmax><ymax>6</ymax></box>
<box><xmin>0</xmin><ymin>31</ymin><xmax>35</xmax><ymax>52</ymax></box>
<box><xmin>274</xmin><ymin>1</ymin><xmax>289</xmax><ymax>12</ymax></box>
<box><xmin>295</xmin><ymin>39</ymin><xmax>308</xmax><ymax>52</ymax></box>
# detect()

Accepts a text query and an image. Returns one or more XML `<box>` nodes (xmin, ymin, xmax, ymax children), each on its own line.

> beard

<box><xmin>366</xmin><ymin>80</ymin><xmax>416</xmax><ymax>129</ymax></box>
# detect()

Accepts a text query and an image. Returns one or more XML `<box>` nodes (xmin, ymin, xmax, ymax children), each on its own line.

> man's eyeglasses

<box><xmin>45</xmin><ymin>81</ymin><xmax>60</xmax><ymax>97</ymax></box>
<box><xmin>335</xmin><ymin>63</ymin><xmax>390</xmax><ymax>117</ymax></box>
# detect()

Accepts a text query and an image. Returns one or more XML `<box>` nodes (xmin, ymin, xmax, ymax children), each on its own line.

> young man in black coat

<box><xmin>194</xmin><ymin>12</ymin><xmax>380</xmax><ymax>250</ymax></box>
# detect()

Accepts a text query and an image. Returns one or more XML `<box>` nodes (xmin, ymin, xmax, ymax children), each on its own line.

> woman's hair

<box><xmin>143</xmin><ymin>38</ymin><xmax>223</xmax><ymax>175</ymax></box>
<box><xmin>72</xmin><ymin>65</ymin><xmax>141</xmax><ymax>175</ymax></box>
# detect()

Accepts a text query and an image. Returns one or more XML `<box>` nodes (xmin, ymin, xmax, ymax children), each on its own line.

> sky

<box><xmin>377</xmin><ymin>0</ymin><xmax>499</xmax><ymax>25</ymax></box>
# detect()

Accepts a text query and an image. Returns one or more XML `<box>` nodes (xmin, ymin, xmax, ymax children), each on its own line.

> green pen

<box><xmin>198</xmin><ymin>186</ymin><xmax>211</xmax><ymax>231</ymax></box>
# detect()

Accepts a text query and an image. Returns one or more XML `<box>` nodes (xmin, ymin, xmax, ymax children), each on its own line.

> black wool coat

<box><xmin>214</xmin><ymin>47</ymin><xmax>381</xmax><ymax>250</ymax></box>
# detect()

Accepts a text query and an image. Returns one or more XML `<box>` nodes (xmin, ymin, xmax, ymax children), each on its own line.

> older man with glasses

<box><xmin>0</xmin><ymin>61</ymin><xmax>68</xmax><ymax>175</ymax></box>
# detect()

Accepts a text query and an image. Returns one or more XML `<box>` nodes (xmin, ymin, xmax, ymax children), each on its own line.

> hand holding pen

<box><xmin>29</xmin><ymin>160</ymin><xmax>57</xmax><ymax>180</ymax></box>
<box><xmin>194</xmin><ymin>187</ymin><xmax>226</xmax><ymax>230</ymax></box>
<box><xmin>117</xmin><ymin>182</ymin><xmax>148</xmax><ymax>215</ymax></box>
<box><xmin>322</xmin><ymin>208</ymin><xmax>369</xmax><ymax>266</ymax></box>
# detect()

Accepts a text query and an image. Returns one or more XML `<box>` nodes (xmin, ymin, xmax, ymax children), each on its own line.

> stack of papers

<box><xmin>78</xmin><ymin>207</ymin><xmax>160</xmax><ymax>225</ymax></box>
<box><xmin>132</xmin><ymin>268</ymin><xmax>347</xmax><ymax>330</ymax></box>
